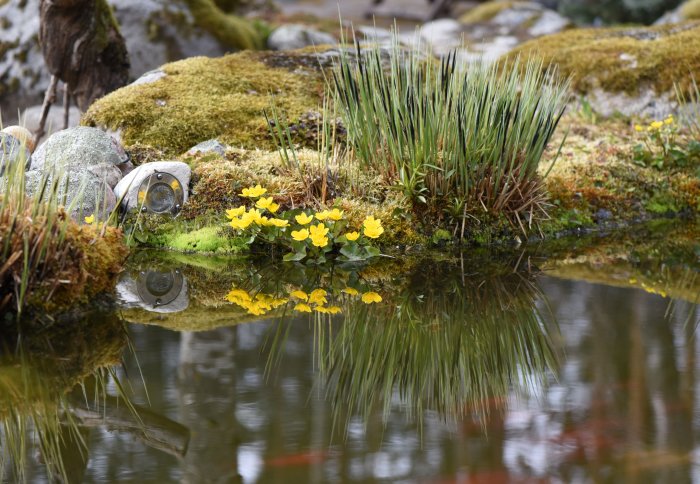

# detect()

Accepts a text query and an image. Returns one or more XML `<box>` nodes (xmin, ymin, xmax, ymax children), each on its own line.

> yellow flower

<box><xmin>310</xmin><ymin>235</ymin><xmax>329</xmax><ymax>248</ymax></box>
<box><xmin>664</xmin><ymin>115</ymin><xmax>674</xmax><ymax>125</ymax></box>
<box><xmin>240</xmin><ymin>184</ymin><xmax>267</xmax><ymax>198</ymax></box>
<box><xmin>290</xmin><ymin>290</ymin><xmax>309</xmax><ymax>301</ymax></box>
<box><xmin>269</xmin><ymin>218</ymin><xmax>289</xmax><ymax>228</ymax></box>
<box><xmin>308</xmin><ymin>289</ymin><xmax>327</xmax><ymax>305</ymax></box>
<box><xmin>363</xmin><ymin>216</ymin><xmax>384</xmax><ymax>239</ymax></box>
<box><xmin>226</xmin><ymin>206</ymin><xmax>246</xmax><ymax>219</ymax></box>
<box><xmin>84</xmin><ymin>214</ymin><xmax>95</xmax><ymax>224</ymax></box>
<box><xmin>327</xmin><ymin>208</ymin><xmax>344</xmax><ymax>221</ymax></box>
<box><xmin>345</xmin><ymin>231</ymin><xmax>360</xmax><ymax>241</ymax></box>
<box><xmin>291</xmin><ymin>229</ymin><xmax>309</xmax><ymax>241</ymax></box>
<box><xmin>243</xmin><ymin>209</ymin><xmax>263</xmax><ymax>225</ymax></box>
<box><xmin>268</xmin><ymin>202</ymin><xmax>280</xmax><ymax>213</ymax></box>
<box><xmin>650</xmin><ymin>120</ymin><xmax>663</xmax><ymax>130</ymax></box>
<box><xmin>342</xmin><ymin>287</ymin><xmax>359</xmax><ymax>296</ymax></box>
<box><xmin>229</xmin><ymin>217</ymin><xmax>252</xmax><ymax>230</ymax></box>
<box><xmin>256</xmin><ymin>216</ymin><xmax>272</xmax><ymax>227</ymax></box>
<box><xmin>634</xmin><ymin>124</ymin><xmax>643</xmax><ymax>132</ymax></box>
<box><xmin>256</xmin><ymin>197</ymin><xmax>274</xmax><ymax>210</ymax></box>
<box><xmin>315</xmin><ymin>210</ymin><xmax>330</xmax><ymax>221</ymax></box>
<box><xmin>361</xmin><ymin>291</ymin><xmax>382</xmax><ymax>304</ymax></box>
<box><xmin>309</xmin><ymin>223</ymin><xmax>329</xmax><ymax>238</ymax></box>
<box><xmin>294</xmin><ymin>303</ymin><xmax>312</xmax><ymax>313</ymax></box>
<box><xmin>295</xmin><ymin>213</ymin><xmax>313</xmax><ymax>225</ymax></box>
<box><xmin>226</xmin><ymin>288</ymin><xmax>252</xmax><ymax>303</ymax></box>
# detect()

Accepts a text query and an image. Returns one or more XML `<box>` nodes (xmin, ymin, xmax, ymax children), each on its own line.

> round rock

<box><xmin>0</xmin><ymin>132</ymin><xmax>32</xmax><ymax>175</ymax></box>
<box><xmin>31</xmin><ymin>126</ymin><xmax>129</xmax><ymax>172</ymax></box>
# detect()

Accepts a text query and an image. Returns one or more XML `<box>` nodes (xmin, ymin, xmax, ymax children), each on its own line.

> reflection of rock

<box><xmin>114</xmin><ymin>161</ymin><xmax>191</xmax><ymax>214</ymax></box>
<box><xmin>178</xmin><ymin>328</ymin><xmax>242</xmax><ymax>482</ymax></box>
<box><xmin>117</xmin><ymin>268</ymin><xmax>189</xmax><ymax>313</ymax></box>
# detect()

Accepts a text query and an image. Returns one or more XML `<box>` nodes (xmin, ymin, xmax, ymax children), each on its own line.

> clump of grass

<box><xmin>0</xmin><ymin>148</ymin><xmax>127</xmax><ymax>318</ymax></box>
<box><xmin>332</xmin><ymin>38</ymin><xmax>569</xmax><ymax>234</ymax></box>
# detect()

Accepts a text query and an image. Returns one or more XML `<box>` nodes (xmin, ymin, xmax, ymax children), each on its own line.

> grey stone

<box><xmin>114</xmin><ymin>161</ymin><xmax>191</xmax><ymax>212</ymax></box>
<box><xmin>187</xmin><ymin>139</ymin><xmax>227</xmax><ymax>157</ymax></box>
<box><xmin>267</xmin><ymin>24</ymin><xmax>337</xmax><ymax>51</ymax></box>
<box><xmin>0</xmin><ymin>133</ymin><xmax>31</xmax><ymax>175</ymax></box>
<box><xmin>24</xmin><ymin>168</ymin><xmax>117</xmax><ymax>220</ymax></box>
<box><xmin>527</xmin><ymin>10</ymin><xmax>571</xmax><ymax>36</ymax></box>
<box><xmin>31</xmin><ymin>127</ymin><xmax>129</xmax><ymax>172</ymax></box>
<box><xmin>88</xmin><ymin>162</ymin><xmax>123</xmax><ymax>189</ymax></box>
<box><xmin>419</xmin><ymin>19</ymin><xmax>464</xmax><ymax>54</ymax></box>
<box><xmin>131</xmin><ymin>69</ymin><xmax>167</xmax><ymax>86</ymax></box>
<box><xmin>586</xmin><ymin>87</ymin><xmax>676</xmax><ymax>118</ymax></box>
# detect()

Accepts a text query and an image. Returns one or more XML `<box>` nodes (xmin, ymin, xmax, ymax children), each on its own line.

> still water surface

<box><xmin>3</xmin><ymin>224</ymin><xmax>700</xmax><ymax>483</ymax></box>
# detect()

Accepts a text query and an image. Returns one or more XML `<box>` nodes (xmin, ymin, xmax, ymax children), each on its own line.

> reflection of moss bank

<box><xmin>542</xmin><ymin>221</ymin><xmax>700</xmax><ymax>303</ymax></box>
<box><xmin>82</xmin><ymin>50</ymin><xmax>324</xmax><ymax>155</ymax></box>
<box><xmin>506</xmin><ymin>23</ymin><xmax>700</xmax><ymax>96</ymax></box>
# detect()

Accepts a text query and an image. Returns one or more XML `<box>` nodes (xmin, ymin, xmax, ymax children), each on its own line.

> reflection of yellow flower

<box><xmin>345</xmin><ymin>231</ymin><xmax>359</xmax><ymax>241</ymax></box>
<box><xmin>327</xmin><ymin>208</ymin><xmax>344</xmax><ymax>221</ymax></box>
<box><xmin>269</xmin><ymin>218</ymin><xmax>289</xmax><ymax>228</ymax></box>
<box><xmin>342</xmin><ymin>287</ymin><xmax>359</xmax><ymax>296</ymax></box>
<box><xmin>294</xmin><ymin>303</ymin><xmax>312</xmax><ymax>313</ymax></box>
<box><xmin>226</xmin><ymin>288</ymin><xmax>252</xmax><ymax>302</ymax></box>
<box><xmin>256</xmin><ymin>197</ymin><xmax>274</xmax><ymax>210</ymax></box>
<box><xmin>290</xmin><ymin>290</ymin><xmax>308</xmax><ymax>301</ymax></box>
<box><xmin>363</xmin><ymin>216</ymin><xmax>384</xmax><ymax>239</ymax></box>
<box><xmin>240</xmin><ymin>185</ymin><xmax>267</xmax><ymax>198</ymax></box>
<box><xmin>226</xmin><ymin>206</ymin><xmax>246</xmax><ymax>219</ymax></box>
<box><xmin>308</xmin><ymin>289</ymin><xmax>327</xmax><ymax>305</ymax></box>
<box><xmin>326</xmin><ymin>306</ymin><xmax>342</xmax><ymax>314</ymax></box>
<box><xmin>361</xmin><ymin>291</ymin><xmax>382</xmax><ymax>304</ymax></box>
<box><xmin>315</xmin><ymin>210</ymin><xmax>330</xmax><ymax>221</ymax></box>
<box><xmin>291</xmin><ymin>229</ymin><xmax>309</xmax><ymax>241</ymax></box>
<box><xmin>295</xmin><ymin>213</ymin><xmax>313</xmax><ymax>225</ymax></box>
<box><xmin>84</xmin><ymin>214</ymin><xmax>95</xmax><ymax>224</ymax></box>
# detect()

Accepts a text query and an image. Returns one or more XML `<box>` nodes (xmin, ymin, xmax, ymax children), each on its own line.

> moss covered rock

<box><xmin>506</xmin><ymin>22</ymin><xmax>700</xmax><ymax>117</ymax></box>
<box><xmin>82</xmin><ymin>49</ymin><xmax>326</xmax><ymax>155</ymax></box>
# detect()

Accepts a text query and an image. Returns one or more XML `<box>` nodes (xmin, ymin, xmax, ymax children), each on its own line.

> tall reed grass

<box><xmin>0</xmin><ymin>147</ymin><xmax>126</xmax><ymax>318</ymax></box>
<box><xmin>332</xmin><ymin>39</ymin><xmax>570</xmax><ymax>233</ymax></box>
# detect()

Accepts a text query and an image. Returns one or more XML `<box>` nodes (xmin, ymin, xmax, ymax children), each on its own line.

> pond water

<box><xmin>2</xmin><ymin>222</ymin><xmax>700</xmax><ymax>483</ymax></box>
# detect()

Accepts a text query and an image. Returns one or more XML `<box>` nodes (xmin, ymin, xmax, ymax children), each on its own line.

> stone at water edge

<box><xmin>88</xmin><ymin>163</ymin><xmax>123</xmax><ymax>189</ymax></box>
<box><xmin>114</xmin><ymin>161</ymin><xmax>191</xmax><ymax>214</ymax></box>
<box><xmin>2</xmin><ymin>126</ymin><xmax>35</xmax><ymax>153</ymax></box>
<box><xmin>31</xmin><ymin>126</ymin><xmax>130</xmax><ymax>172</ymax></box>
<box><xmin>0</xmin><ymin>132</ymin><xmax>32</xmax><ymax>176</ymax></box>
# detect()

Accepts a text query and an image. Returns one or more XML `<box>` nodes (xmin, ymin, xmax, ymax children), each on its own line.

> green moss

<box><xmin>505</xmin><ymin>22</ymin><xmax>700</xmax><ymax>96</ymax></box>
<box><xmin>459</xmin><ymin>1</ymin><xmax>522</xmax><ymax>23</ymax></box>
<box><xmin>81</xmin><ymin>50</ymin><xmax>324</xmax><ymax>155</ymax></box>
<box><xmin>682</xmin><ymin>0</ymin><xmax>700</xmax><ymax>19</ymax></box>
<box><xmin>183</xmin><ymin>0</ymin><xmax>265</xmax><ymax>50</ymax></box>
<box><xmin>166</xmin><ymin>225</ymin><xmax>245</xmax><ymax>252</ymax></box>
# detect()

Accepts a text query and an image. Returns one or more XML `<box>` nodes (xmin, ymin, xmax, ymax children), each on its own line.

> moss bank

<box><xmin>506</xmin><ymin>22</ymin><xmax>700</xmax><ymax>96</ymax></box>
<box><xmin>682</xmin><ymin>0</ymin><xmax>700</xmax><ymax>20</ymax></box>
<box><xmin>82</xmin><ymin>50</ymin><xmax>325</xmax><ymax>156</ymax></box>
<box><xmin>459</xmin><ymin>1</ymin><xmax>526</xmax><ymax>23</ymax></box>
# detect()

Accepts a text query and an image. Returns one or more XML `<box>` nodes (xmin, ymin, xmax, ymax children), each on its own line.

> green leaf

<box><xmin>283</xmin><ymin>246</ymin><xmax>307</xmax><ymax>261</ymax></box>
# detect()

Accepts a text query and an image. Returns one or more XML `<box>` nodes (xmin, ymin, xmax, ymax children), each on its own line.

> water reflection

<box><xmin>0</xmin><ymin>311</ymin><xmax>189</xmax><ymax>483</ymax></box>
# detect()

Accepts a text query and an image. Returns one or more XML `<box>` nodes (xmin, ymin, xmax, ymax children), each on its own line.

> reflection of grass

<box><xmin>0</xmin><ymin>313</ymin><xmax>130</xmax><ymax>483</ymax></box>
<box><xmin>319</xmin><ymin>259</ymin><xmax>558</xmax><ymax>430</ymax></box>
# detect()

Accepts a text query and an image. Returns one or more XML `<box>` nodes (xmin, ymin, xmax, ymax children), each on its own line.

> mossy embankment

<box><xmin>682</xmin><ymin>0</ymin><xmax>700</xmax><ymax>20</ymax></box>
<box><xmin>506</xmin><ymin>22</ymin><xmax>700</xmax><ymax>97</ymax></box>
<box><xmin>82</xmin><ymin>49</ymin><xmax>327</xmax><ymax>155</ymax></box>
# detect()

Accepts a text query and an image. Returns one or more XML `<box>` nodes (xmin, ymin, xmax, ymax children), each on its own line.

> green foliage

<box><xmin>224</xmin><ymin>185</ymin><xmax>384</xmax><ymax>263</ymax></box>
<box><xmin>632</xmin><ymin>115</ymin><xmax>700</xmax><ymax>171</ymax></box>
<box><xmin>332</xmin><ymin>39</ymin><xmax>569</xmax><ymax>234</ymax></box>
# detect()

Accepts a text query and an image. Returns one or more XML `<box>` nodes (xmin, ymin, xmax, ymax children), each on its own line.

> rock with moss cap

<box><xmin>656</xmin><ymin>0</ymin><xmax>700</xmax><ymax>23</ymax></box>
<box><xmin>504</xmin><ymin>22</ymin><xmax>700</xmax><ymax>117</ymax></box>
<box><xmin>81</xmin><ymin>49</ymin><xmax>327</xmax><ymax>155</ymax></box>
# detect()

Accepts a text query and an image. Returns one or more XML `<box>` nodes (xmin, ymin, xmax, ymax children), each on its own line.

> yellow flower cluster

<box><xmin>225</xmin><ymin>288</ymin><xmax>288</xmax><ymax>316</ymax></box>
<box><xmin>227</xmin><ymin>206</ymin><xmax>288</xmax><ymax>230</ymax></box>
<box><xmin>362</xmin><ymin>216</ymin><xmax>384</xmax><ymax>239</ymax></box>
<box><xmin>290</xmin><ymin>288</ymin><xmax>341</xmax><ymax>314</ymax></box>
<box><xmin>240</xmin><ymin>185</ymin><xmax>267</xmax><ymax>198</ymax></box>
<box><xmin>635</xmin><ymin>115</ymin><xmax>674</xmax><ymax>133</ymax></box>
